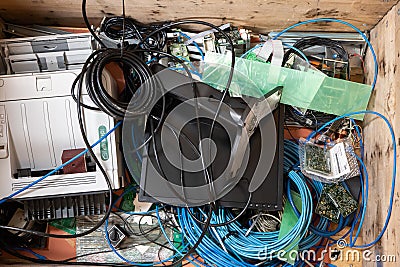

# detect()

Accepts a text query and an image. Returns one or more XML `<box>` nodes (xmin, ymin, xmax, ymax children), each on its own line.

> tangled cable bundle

<box><xmin>0</xmin><ymin>0</ymin><xmax>397</xmax><ymax>265</ymax></box>
<box><xmin>172</xmin><ymin>140</ymin><xmax>371</xmax><ymax>266</ymax></box>
<box><xmin>101</xmin><ymin>16</ymin><xmax>167</xmax><ymax>50</ymax></box>
<box><xmin>282</xmin><ymin>37</ymin><xmax>349</xmax><ymax>74</ymax></box>
<box><xmin>175</xmin><ymin>142</ymin><xmax>315</xmax><ymax>266</ymax></box>
<box><xmin>84</xmin><ymin>48</ymin><xmax>155</xmax><ymax>119</ymax></box>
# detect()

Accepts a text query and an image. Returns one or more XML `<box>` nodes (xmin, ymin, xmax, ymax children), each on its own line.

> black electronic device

<box><xmin>136</xmin><ymin>64</ymin><xmax>284</xmax><ymax>210</ymax></box>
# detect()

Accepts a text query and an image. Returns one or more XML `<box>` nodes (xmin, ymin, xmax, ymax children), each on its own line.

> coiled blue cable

<box><xmin>307</xmin><ymin>110</ymin><xmax>396</xmax><ymax>248</ymax></box>
<box><xmin>284</xmin><ymin>140</ymin><xmax>335</xmax><ymax>247</ymax></box>
<box><xmin>348</xmin><ymin>155</ymin><xmax>368</xmax><ymax>246</ymax></box>
<box><xmin>178</xmin><ymin>208</ymin><xmax>252</xmax><ymax>266</ymax></box>
<box><xmin>225</xmin><ymin>171</ymin><xmax>312</xmax><ymax>260</ymax></box>
<box><xmin>177</xmin><ymin>167</ymin><xmax>313</xmax><ymax>266</ymax></box>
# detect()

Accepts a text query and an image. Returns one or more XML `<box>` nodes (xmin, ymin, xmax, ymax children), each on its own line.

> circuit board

<box><xmin>325</xmin><ymin>183</ymin><xmax>358</xmax><ymax>217</ymax></box>
<box><xmin>304</xmin><ymin>143</ymin><xmax>331</xmax><ymax>174</ymax></box>
<box><xmin>315</xmin><ymin>188</ymin><xmax>340</xmax><ymax>223</ymax></box>
<box><xmin>316</xmin><ymin>183</ymin><xmax>358</xmax><ymax>223</ymax></box>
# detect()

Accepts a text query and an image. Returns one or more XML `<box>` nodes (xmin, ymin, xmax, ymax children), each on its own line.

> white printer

<box><xmin>0</xmin><ymin>34</ymin><xmax>123</xmax><ymax>220</ymax></box>
<box><xmin>0</xmin><ymin>33</ymin><xmax>93</xmax><ymax>74</ymax></box>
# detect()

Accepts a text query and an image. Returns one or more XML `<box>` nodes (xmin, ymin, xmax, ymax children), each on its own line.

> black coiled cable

<box><xmin>101</xmin><ymin>16</ymin><xmax>167</xmax><ymax>50</ymax></box>
<box><xmin>84</xmin><ymin>48</ymin><xmax>155</xmax><ymax>119</ymax></box>
<box><xmin>282</xmin><ymin>36</ymin><xmax>350</xmax><ymax>78</ymax></box>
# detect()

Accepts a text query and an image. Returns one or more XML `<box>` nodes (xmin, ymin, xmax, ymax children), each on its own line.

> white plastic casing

<box><xmin>0</xmin><ymin>70</ymin><xmax>122</xmax><ymax>199</ymax></box>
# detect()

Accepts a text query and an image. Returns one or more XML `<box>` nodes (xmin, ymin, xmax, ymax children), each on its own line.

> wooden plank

<box><xmin>364</xmin><ymin>3</ymin><xmax>400</xmax><ymax>266</ymax></box>
<box><xmin>0</xmin><ymin>0</ymin><xmax>397</xmax><ymax>32</ymax></box>
<box><xmin>330</xmin><ymin>227</ymin><xmax>364</xmax><ymax>267</ymax></box>
<box><xmin>0</xmin><ymin>17</ymin><xmax>4</xmax><ymax>38</ymax></box>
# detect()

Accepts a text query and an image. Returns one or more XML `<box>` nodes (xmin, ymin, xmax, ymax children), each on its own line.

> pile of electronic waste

<box><xmin>0</xmin><ymin>10</ymin><xmax>396</xmax><ymax>267</ymax></box>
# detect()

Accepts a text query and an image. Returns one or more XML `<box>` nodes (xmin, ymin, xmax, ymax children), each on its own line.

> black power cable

<box><xmin>13</xmin><ymin>48</ymin><xmax>152</xmax><ymax>241</ymax></box>
<box><xmin>136</xmin><ymin>20</ymin><xmax>237</xmax><ymax>206</ymax></box>
<box><xmin>0</xmin><ymin>77</ymin><xmax>116</xmax><ymax>240</ymax></box>
<box><xmin>1</xmin><ymin>4</ymin><xmax>237</xmax><ymax>267</ymax></box>
<box><xmin>82</xmin><ymin>0</ymin><xmax>106</xmax><ymax>48</ymax></box>
<box><xmin>282</xmin><ymin>36</ymin><xmax>350</xmax><ymax>78</ymax></box>
<box><xmin>0</xmin><ymin>207</ymin><xmax>203</xmax><ymax>266</ymax></box>
<box><xmin>185</xmin><ymin>193</ymin><xmax>252</xmax><ymax>227</ymax></box>
<box><xmin>131</xmin><ymin>22</ymin><xmax>235</xmax><ymax>267</ymax></box>
<box><xmin>0</xmin><ymin>50</ymin><xmax>122</xmax><ymax>240</ymax></box>
<box><xmin>84</xmin><ymin>48</ymin><xmax>155</xmax><ymax>119</ymax></box>
<box><xmin>101</xmin><ymin>17</ymin><xmax>167</xmax><ymax>50</ymax></box>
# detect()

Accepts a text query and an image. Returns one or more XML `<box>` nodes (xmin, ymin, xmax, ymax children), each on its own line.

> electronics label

<box><xmin>329</xmin><ymin>142</ymin><xmax>350</xmax><ymax>178</ymax></box>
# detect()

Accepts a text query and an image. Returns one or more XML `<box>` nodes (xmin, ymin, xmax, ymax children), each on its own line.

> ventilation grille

<box><xmin>12</xmin><ymin>175</ymin><xmax>97</xmax><ymax>191</ymax></box>
<box><xmin>24</xmin><ymin>193</ymin><xmax>107</xmax><ymax>220</ymax></box>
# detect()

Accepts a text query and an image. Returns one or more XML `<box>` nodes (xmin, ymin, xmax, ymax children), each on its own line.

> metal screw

<box><xmin>398</xmin><ymin>8</ymin><xmax>400</xmax><ymax>15</ymax></box>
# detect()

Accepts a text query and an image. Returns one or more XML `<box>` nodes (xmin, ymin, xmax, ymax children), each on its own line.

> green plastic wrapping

<box><xmin>278</xmin><ymin>190</ymin><xmax>302</xmax><ymax>265</ymax></box>
<box><xmin>202</xmin><ymin>52</ymin><xmax>372</xmax><ymax>120</ymax></box>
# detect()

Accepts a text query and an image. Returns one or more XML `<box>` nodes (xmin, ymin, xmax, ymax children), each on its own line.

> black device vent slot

<box><xmin>23</xmin><ymin>193</ymin><xmax>107</xmax><ymax>220</ymax></box>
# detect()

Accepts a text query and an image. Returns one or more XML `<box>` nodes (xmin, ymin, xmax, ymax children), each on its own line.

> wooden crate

<box><xmin>0</xmin><ymin>0</ymin><xmax>399</xmax><ymax>266</ymax></box>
